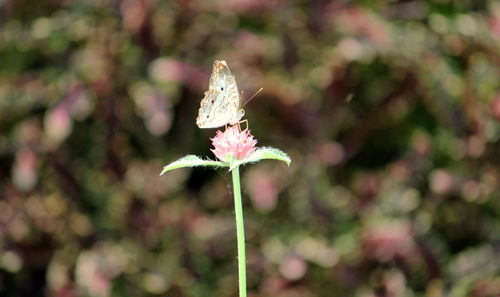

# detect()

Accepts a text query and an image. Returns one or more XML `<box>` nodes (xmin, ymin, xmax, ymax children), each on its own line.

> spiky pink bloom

<box><xmin>211</xmin><ymin>126</ymin><xmax>257</xmax><ymax>161</ymax></box>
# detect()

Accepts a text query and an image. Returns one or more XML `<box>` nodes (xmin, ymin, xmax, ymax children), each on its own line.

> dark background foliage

<box><xmin>0</xmin><ymin>1</ymin><xmax>499</xmax><ymax>296</ymax></box>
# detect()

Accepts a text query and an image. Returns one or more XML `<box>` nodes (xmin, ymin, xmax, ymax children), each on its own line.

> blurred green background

<box><xmin>1</xmin><ymin>1</ymin><xmax>499</xmax><ymax>296</ymax></box>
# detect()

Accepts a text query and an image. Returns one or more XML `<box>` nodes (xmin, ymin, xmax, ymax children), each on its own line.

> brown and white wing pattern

<box><xmin>196</xmin><ymin>60</ymin><xmax>245</xmax><ymax>129</ymax></box>
<box><xmin>196</xmin><ymin>88</ymin><xmax>239</xmax><ymax>128</ymax></box>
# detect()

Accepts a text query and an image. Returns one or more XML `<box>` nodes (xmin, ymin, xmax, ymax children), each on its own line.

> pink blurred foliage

<box><xmin>332</xmin><ymin>6</ymin><xmax>391</xmax><ymax>47</ymax></box>
<box><xmin>260</xmin><ymin>276</ymin><xmax>288</xmax><ymax>295</ymax></box>
<box><xmin>379</xmin><ymin>270</ymin><xmax>407</xmax><ymax>297</ymax></box>
<box><xmin>120</xmin><ymin>0</ymin><xmax>148</xmax><ymax>34</ymax></box>
<box><xmin>150</xmin><ymin>58</ymin><xmax>206</xmax><ymax>90</ymax></box>
<box><xmin>316</xmin><ymin>141</ymin><xmax>345</xmax><ymax>166</ymax></box>
<box><xmin>75</xmin><ymin>244</ymin><xmax>129</xmax><ymax>297</ymax></box>
<box><xmin>233</xmin><ymin>30</ymin><xmax>267</xmax><ymax>61</ymax></box>
<box><xmin>53</xmin><ymin>286</ymin><xmax>77</xmax><ymax>297</ymax></box>
<box><xmin>213</xmin><ymin>0</ymin><xmax>273</xmax><ymax>14</ymax></box>
<box><xmin>12</xmin><ymin>148</ymin><xmax>38</xmax><ymax>191</ymax></box>
<box><xmin>279</xmin><ymin>255</ymin><xmax>307</xmax><ymax>281</ymax></box>
<box><xmin>468</xmin><ymin>278</ymin><xmax>500</xmax><ymax>297</ymax></box>
<box><xmin>44</xmin><ymin>84</ymin><xmax>91</xmax><ymax>145</ymax></box>
<box><xmin>491</xmin><ymin>95</ymin><xmax>500</xmax><ymax>120</ymax></box>
<box><xmin>259</xmin><ymin>275</ymin><xmax>314</xmax><ymax>297</ymax></box>
<box><xmin>353</xmin><ymin>172</ymin><xmax>380</xmax><ymax>208</ymax></box>
<box><xmin>361</xmin><ymin>221</ymin><xmax>416</xmax><ymax>262</ymax></box>
<box><xmin>45</xmin><ymin>102</ymin><xmax>72</xmax><ymax>144</ymax></box>
<box><xmin>137</xmin><ymin>90</ymin><xmax>172</xmax><ymax>136</ymax></box>
<box><xmin>245</xmin><ymin>164</ymin><xmax>290</xmax><ymax>213</ymax></box>
<box><xmin>430</xmin><ymin>169</ymin><xmax>455</xmax><ymax>195</ymax></box>
<box><xmin>90</xmin><ymin>270</ymin><xmax>110</xmax><ymax>297</ymax></box>
<box><xmin>11</xmin><ymin>119</ymin><xmax>41</xmax><ymax>192</ymax></box>
<box><xmin>247</xmin><ymin>170</ymin><xmax>279</xmax><ymax>212</ymax></box>
<box><xmin>389</xmin><ymin>161</ymin><xmax>411</xmax><ymax>183</ymax></box>
<box><xmin>488</xmin><ymin>15</ymin><xmax>500</xmax><ymax>38</ymax></box>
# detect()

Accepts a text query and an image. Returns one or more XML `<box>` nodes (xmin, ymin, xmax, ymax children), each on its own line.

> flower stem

<box><xmin>231</xmin><ymin>166</ymin><xmax>247</xmax><ymax>297</ymax></box>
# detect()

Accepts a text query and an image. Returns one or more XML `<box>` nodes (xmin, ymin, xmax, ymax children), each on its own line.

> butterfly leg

<box><xmin>237</xmin><ymin>119</ymin><xmax>249</xmax><ymax>131</ymax></box>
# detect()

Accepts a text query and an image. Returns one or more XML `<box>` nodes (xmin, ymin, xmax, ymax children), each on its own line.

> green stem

<box><xmin>231</xmin><ymin>166</ymin><xmax>247</xmax><ymax>297</ymax></box>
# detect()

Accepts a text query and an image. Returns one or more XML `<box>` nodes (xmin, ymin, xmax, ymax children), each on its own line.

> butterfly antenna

<box><xmin>244</xmin><ymin>88</ymin><xmax>263</xmax><ymax>106</ymax></box>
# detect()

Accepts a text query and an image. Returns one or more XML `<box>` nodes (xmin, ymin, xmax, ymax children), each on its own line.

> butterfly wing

<box><xmin>196</xmin><ymin>88</ymin><xmax>238</xmax><ymax>128</ymax></box>
<box><xmin>196</xmin><ymin>60</ymin><xmax>244</xmax><ymax>128</ymax></box>
<box><xmin>223</xmin><ymin>69</ymin><xmax>243</xmax><ymax>124</ymax></box>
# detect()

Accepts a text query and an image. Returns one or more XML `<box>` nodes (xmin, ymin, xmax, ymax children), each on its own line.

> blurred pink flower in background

<box><xmin>120</xmin><ymin>0</ymin><xmax>147</xmax><ymax>34</ymax></box>
<box><xmin>53</xmin><ymin>286</ymin><xmax>76</xmax><ymax>297</ymax></box>
<box><xmin>362</xmin><ymin>221</ymin><xmax>415</xmax><ymax>262</ymax></box>
<box><xmin>75</xmin><ymin>245</ymin><xmax>127</xmax><ymax>297</ymax></box>
<box><xmin>245</xmin><ymin>164</ymin><xmax>291</xmax><ymax>213</ymax></box>
<box><xmin>490</xmin><ymin>95</ymin><xmax>500</xmax><ymax>120</ymax></box>
<box><xmin>130</xmin><ymin>83</ymin><xmax>172</xmax><ymax>136</ymax></box>
<box><xmin>389</xmin><ymin>161</ymin><xmax>411</xmax><ymax>183</ymax></box>
<box><xmin>279</xmin><ymin>255</ymin><xmax>307</xmax><ymax>281</ymax></box>
<box><xmin>488</xmin><ymin>14</ymin><xmax>500</xmax><ymax>37</ymax></box>
<box><xmin>149</xmin><ymin>58</ymin><xmax>186</xmax><ymax>83</ymax></box>
<box><xmin>44</xmin><ymin>84</ymin><xmax>92</xmax><ymax>146</ymax></box>
<box><xmin>246</xmin><ymin>169</ymin><xmax>279</xmax><ymax>212</ymax></box>
<box><xmin>149</xmin><ymin>58</ymin><xmax>206</xmax><ymax>89</ymax></box>
<box><xmin>44</xmin><ymin>103</ymin><xmax>72</xmax><ymax>144</ymax></box>
<box><xmin>334</xmin><ymin>7</ymin><xmax>391</xmax><ymax>47</ymax></box>
<box><xmin>210</xmin><ymin>126</ymin><xmax>257</xmax><ymax>161</ymax></box>
<box><xmin>76</xmin><ymin>250</ymin><xmax>111</xmax><ymax>297</ymax></box>
<box><xmin>232</xmin><ymin>31</ymin><xmax>267</xmax><ymax>67</ymax></box>
<box><xmin>215</xmin><ymin>0</ymin><xmax>271</xmax><ymax>13</ymax></box>
<box><xmin>317</xmin><ymin>141</ymin><xmax>345</xmax><ymax>166</ymax></box>
<box><xmin>430</xmin><ymin>169</ymin><xmax>455</xmax><ymax>195</ymax></box>
<box><xmin>12</xmin><ymin>148</ymin><xmax>38</xmax><ymax>192</ymax></box>
<box><xmin>468</xmin><ymin>279</ymin><xmax>500</xmax><ymax>297</ymax></box>
<box><xmin>66</xmin><ymin>85</ymin><xmax>93</xmax><ymax>121</ymax></box>
<box><xmin>412</xmin><ymin>132</ymin><xmax>432</xmax><ymax>156</ymax></box>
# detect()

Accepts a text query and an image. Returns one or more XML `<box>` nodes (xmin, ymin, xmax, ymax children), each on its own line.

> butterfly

<box><xmin>196</xmin><ymin>60</ymin><xmax>245</xmax><ymax>129</ymax></box>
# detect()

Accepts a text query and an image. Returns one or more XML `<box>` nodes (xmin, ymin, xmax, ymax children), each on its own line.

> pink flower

<box><xmin>211</xmin><ymin>126</ymin><xmax>257</xmax><ymax>161</ymax></box>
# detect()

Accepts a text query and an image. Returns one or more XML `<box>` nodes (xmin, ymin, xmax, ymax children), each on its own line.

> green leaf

<box><xmin>160</xmin><ymin>155</ymin><xmax>226</xmax><ymax>175</ymax></box>
<box><xmin>229</xmin><ymin>147</ymin><xmax>291</xmax><ymax>171</ymax></box>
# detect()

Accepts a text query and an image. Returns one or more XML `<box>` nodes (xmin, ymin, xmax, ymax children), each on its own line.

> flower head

<box><xmin>161</xmin><ymin>123</ymin><xmax>289</xmax><ymax>175</ymax></box>
<box><xmin>211</xmin><ymin>126</ymin><xmax>257</xmax><ymax>161</ymax></box>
